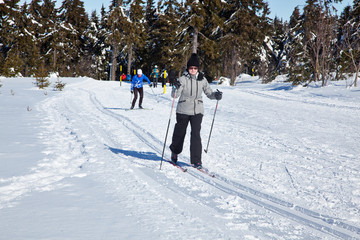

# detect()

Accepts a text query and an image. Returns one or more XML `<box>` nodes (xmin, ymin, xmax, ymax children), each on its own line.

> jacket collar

<box><xmin>183</xmin><ymin>70</ymin><xmax>202</xmax><ymax>80</ymax></box>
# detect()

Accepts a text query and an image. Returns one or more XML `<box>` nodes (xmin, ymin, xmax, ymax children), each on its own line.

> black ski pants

<box><xmin>154</xmin><ymin>77</ymin><xmax>158</xmax><ymax>87</ymax></box>
<box><xmin>170</xmin><ymin>113</ymin><xmax>203</xmax><ymax>165</ymax></box>
<box><xmin>132</xmin><ymin>87</ymin><xmax>144</xmax><ymax>108</ymax></box>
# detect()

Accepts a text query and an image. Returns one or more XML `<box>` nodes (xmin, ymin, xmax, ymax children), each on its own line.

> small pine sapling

<box><xmin>54</xmin><ymin>77</ymin><xmax>66</xmax><ymax>91</ymax></box>
<box><xmin>34</xmin><ymin>63</ymin><xmax>50</xmax><ymax>89</ymax></box>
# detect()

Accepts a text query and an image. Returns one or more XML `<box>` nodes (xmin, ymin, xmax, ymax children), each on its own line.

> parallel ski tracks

<box><xmin>85</xmin><ymin>89</ymin><xmax>359</xmax><ymax>239</ymax></box>
<box><xmin>211</xmin><ymin>173</ymin><xmax>360</xmax><ymax>239</ymax></box>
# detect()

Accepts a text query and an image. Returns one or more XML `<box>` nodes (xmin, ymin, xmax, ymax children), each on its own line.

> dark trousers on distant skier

<box><xmin>154</xmin><ymin>77</ymin><xmax>158</xmax><ymax>87</ymax></box>
<box><xmin>131</xmin><ymin>87</ymin><xmax>144</xmax><ymax>108</ymax></box>
<box><xmin>170</xmin><ymin>113</ymin><xmax>203</xmax><ymax>165</ymax></box>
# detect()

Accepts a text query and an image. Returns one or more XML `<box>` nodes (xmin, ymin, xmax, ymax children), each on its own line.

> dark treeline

<box><xmin>0</xmin><ymin>0</ymin><xmax>359</xmax><ymax>86</ymax></box>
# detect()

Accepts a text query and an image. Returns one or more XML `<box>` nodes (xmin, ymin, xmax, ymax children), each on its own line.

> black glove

<box><xmin>131</xmin><ymin>90</ymin><xmax>133</xmax><ymax>94</ymax></box>
<box><xmin>215</xmin><ymin>90</ymin><xmax>222</xmax><ymax>100</ymax></box>
<box><xmin>174</xmin><ymin>79</ymin><xmax>181</xmax><ymax>89</ymax></box>
<box><xmin>149</xmin><ymin>83</ymin><xmax>152</xmax><ymax>87</ymax></box>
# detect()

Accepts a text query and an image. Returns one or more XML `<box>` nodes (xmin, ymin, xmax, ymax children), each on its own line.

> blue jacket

<box><xmin>131</xmin><ymin>74</ymin><xmax>151</xmax><ymax>90</ymax></box>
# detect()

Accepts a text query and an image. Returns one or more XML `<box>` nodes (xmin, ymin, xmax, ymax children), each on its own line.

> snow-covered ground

<box><xmin>0</xmin><ymin>74</ymin><xmax>359</xmax><ymax>239</ymax></box>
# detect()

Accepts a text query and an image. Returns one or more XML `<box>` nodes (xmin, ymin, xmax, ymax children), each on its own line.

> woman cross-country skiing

<box><xmin>169</xmin><ymin>53</ymin><xmax>223</xmax><ymax>169</ymax></box>
<box><xmin>130</xmin><ymin>69</ymin><xmax>152</xmax><ymax>109</ymax></box>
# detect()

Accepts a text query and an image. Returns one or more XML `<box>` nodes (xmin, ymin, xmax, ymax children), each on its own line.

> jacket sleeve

<box><xmin>144</xmin><ymin>75</ymin><xmax>151</xmax><ymax>84</ymax></box>
<box><xmin>203</xmin><ymin>78</ymin><xmax>216</xmax><ymax>100</ymax></box>
<box><xmin>131</xmin><ymin>76</ymin><xmax>136</xmax><ymax>90</ymax></box>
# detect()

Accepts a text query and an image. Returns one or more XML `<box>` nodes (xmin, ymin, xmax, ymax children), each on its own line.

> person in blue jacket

<box><xmin>130</xmin><ymin>69</ymin><xmax>152</xmax><ymax>109</ymax></box>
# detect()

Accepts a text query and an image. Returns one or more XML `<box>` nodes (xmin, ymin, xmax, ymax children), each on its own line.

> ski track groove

<box><xmin>81</xmin><ymin>88</ymin><xmax>360</xmax><ymax>240</ymax></box>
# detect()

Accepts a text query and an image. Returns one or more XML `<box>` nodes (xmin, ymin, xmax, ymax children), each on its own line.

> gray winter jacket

<box><xmin>171</xmin><ymin>71</ymin><xmax>216</xmax><ymax>115</ymax></box>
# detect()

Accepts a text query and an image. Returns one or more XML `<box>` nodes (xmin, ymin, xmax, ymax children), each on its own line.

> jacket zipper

<box><xmin>190</xmin><ymin>76</ymin><xmax>194</xmax><ymax>114</ymax></box>
<box><xmin>194</xmin><ymin>80</ymin><xmax>198</xmax><ymax>114</ymax></box>
<box><xmin>190</xmin><ymin>77</ymin><xmax>193</xmax><ymax>96</ymax></box>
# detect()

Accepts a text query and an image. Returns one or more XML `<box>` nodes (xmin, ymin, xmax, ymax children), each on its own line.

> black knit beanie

<box><xmin>187</xmin><ymin>53</ymin><xmax>200</xmax><ymax>69</ymax></box>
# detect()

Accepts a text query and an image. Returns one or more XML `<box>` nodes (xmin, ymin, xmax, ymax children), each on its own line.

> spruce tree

<box><xmin>220</xmin><ymin>0</ymin><xmax>270</xmax><ymax>85</ymax></box>
<box><xmin>0</xmin><ymin>0</ymin><xmax>22</xmax><ymax>76</ymax></box>
<box><xmin>145</xmin><ymin>0</ymin><xmax>156</xmax><ymax>27</ymax></box>
<box><xmin>107</xmin><ymin>0</ymin><xmax>125</xmax><ymax>80</ymax></box>
<box><xmin>149</xmin><ymin>0</ymin><xmax>182</xmax><ymax>72</ymax></box>
<box><xmin>86</xmin><ymin>10</ymin><xmax>108</xmax><ymax>80</ymax></box>
<box><xmin>200</xmin><ymin>0</ymin><xmax>224</xmax><ymax>81</ymax></box>
<box><xmin>169</xmin><ymin>1</ymin><xmax>189</xmax><ymax>73</ymax></box>
<box><xmin>99</xmin><ymin>5</ymin><xmax>111</xmax><ymax>79</ymax></box>
<box><xmin>22</xmin><ymin>0</ymin><xmax>43</xmax><ymax>76</ymax></box>
<box><xmin>303</xmin><ymin>0</ymin><xmax>336</xmax><ymax>86</ymax></box>
<box><xmin>183</xmin><ymin>0</ymin><xmax>206</xmax><ymax>54</ymax></box>
<box><xmin>336</xmin><ymin>6</ymin><xmax>352</xmax><ymax>79</ymax></box>
<box><xmin>262</xmin><ymin>17</ymin><xmax>287</xmax><ymax>83</ymax></box>
<box><xmin>58</xmin><ymin>0</ymin><xmax>89</xmax><ymax>76</ymax></box>
<box><xmin>142</xmin><ymin>0</ymin><xmax>157</xmax><ymax>74</ymax></box>
<box><xmin>38</xmin><ymin>0</ymin><xmax>58</xmax><ymax>73</ymax></box>
<box><xmin>287</xmin><ymin>7</ymin><xmax>308</xmax><ymax>85</ymax></box>
<box><xmin>176</xmin><ymin>0</ymin><xmax>225</xmax><ymax>78</ymax></box>
<box><xmin>338</xmin><ymin>1</ymin><xmax>360</xmax><ymax>87</ymax></box>
<box><xmin>124</xmin><ymin>0</ymin><xmax>146</xmax><ymax>74</ymax></box>
<box><xmin>351</xmin><ymin>0</ymin><xmax>360</xmax><ymax>86</ymax></box>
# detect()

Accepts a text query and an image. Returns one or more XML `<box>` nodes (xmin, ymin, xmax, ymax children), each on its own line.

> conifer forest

<box><xmin>1</xmin><ymin>0</ymin><xmax>359</xmax><ymax>87</ymax></box>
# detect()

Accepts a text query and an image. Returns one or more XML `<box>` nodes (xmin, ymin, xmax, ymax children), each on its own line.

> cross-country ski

<box><xmin>164</xmin><ymin>160</ymin><xmax>187</xmax><ymax>172</ymax></box>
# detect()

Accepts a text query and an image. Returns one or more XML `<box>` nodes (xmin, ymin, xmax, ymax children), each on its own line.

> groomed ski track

<box><xmin>38</xmin><ymin>79</ymin><xmax>359</xmax><ymax>239</ymax></box>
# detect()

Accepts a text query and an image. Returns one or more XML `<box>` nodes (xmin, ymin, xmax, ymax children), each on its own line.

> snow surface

<box><xmin>0</xmin><ymin>75</ymin><xmax>359</xmax><ymax>239</ymax></box>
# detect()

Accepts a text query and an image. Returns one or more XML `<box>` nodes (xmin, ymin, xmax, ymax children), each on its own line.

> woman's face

<box><xmin>188</xmin><ymin>66</ymin><xmax>198</xmax><ymax>75</ymax></box>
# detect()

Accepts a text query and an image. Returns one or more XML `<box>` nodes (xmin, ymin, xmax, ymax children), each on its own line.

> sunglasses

<box><xmin>189</xmin><ymin>67</ymin><xmax>198</xmax><ymax>70</ymax></box>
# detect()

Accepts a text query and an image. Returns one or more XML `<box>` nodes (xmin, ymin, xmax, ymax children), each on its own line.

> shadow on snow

<box><xmin>107</xmin><ymin>145</ymin><xmax>161</xmax><ymax>161</ymax></box>
<box><xmin>106</xmin><ymin>145</ymin><xmax>191</xmax><ymax>167</ymax></box>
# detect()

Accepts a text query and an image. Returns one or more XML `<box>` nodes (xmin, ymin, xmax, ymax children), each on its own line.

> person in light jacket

<box><xmin>169</xmin><ymin>53</ymin><xmax>222</xmax><ymax>169</ymax></box>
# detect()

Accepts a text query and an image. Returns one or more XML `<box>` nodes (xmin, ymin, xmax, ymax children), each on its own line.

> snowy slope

<box><xmin>0</xmin><ymin>75</ymin><xmax>359</xmax><ymax>240</ymax></box>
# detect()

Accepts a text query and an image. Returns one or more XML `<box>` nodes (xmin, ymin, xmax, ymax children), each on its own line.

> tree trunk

<box><xmin>230</xmin><ymin>45</ymin><xmax>237</xmax><ymax>86</ymax></box>
<box><xmin>53</xmin><ymin>24</ymin><xmax>57</xmax><ymax>73</ymax></box>
<box><xmin>127</xmin><ymin>43</ymin><xmax>133</xmax><ymax>76</ymax></box>
<box><xmin>111</xmin><ymin>44</ymin><xmax>118</xmax><ymax>81</ymax></box>
<box><xmin>53</xmin><ymin>46</ymin><xmax>57</xmax><ymax>72</ymax></box>
<box><xmin>355</xmin><ymin>62</ymin><xmax>359</xmax><ymax>87</ymax></box>
<box><xmin>192</xmin><ymin>27</ymin><xmax>198</xmax><ymax>54</ymax></box>
<box><xmin>24</xmin><ymin>65</ymin><xmax>29</xmax><ymax>77</ymax></box>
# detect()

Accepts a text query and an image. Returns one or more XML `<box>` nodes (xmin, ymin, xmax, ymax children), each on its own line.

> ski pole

<box><xmin>159</xmin><ymin>87</ymin><xmax>176</xmax><ymax>170</ymax></box>
<box><xmin>149</xmin><ymin>84</ymin><xmax>159</xmax><ymax>102</ymax></box>
<box><xmin>204</xmin><ymin>91</ymin><xmax>220</xmax><ymax>153</ymax></box>
<box><xmin>150</xmin><ymin>84</ymin><xmax>156</xmax><ymax>96</ymax></box>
